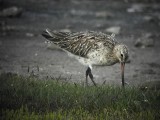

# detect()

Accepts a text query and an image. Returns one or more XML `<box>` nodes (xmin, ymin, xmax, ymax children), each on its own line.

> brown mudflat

<box><xmin>0</xmin><ymin>0</ymin><xmax>160</xmax><ymax>86</ymax></box>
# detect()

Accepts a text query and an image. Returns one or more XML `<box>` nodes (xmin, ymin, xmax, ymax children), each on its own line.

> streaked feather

<box><xmin>42</xmin><ymin>29</ymin><xmax>117</xmax><ymax>58</ymax></box>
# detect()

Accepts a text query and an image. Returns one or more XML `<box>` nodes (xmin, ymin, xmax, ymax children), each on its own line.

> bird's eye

<box><xmin>121</xmin><ymin>54</ymin><xmax>123</xmax><ymax>58</ymax></box>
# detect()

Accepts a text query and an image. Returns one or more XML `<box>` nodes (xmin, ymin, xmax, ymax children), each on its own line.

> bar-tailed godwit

<box><xmin>42</xmin><ymin>29</ymin><xmax>129</xmax><ymax>87</ymax></box>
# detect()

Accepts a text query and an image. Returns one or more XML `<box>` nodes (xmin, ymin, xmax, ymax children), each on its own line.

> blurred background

<box><xmin>0</xmin><ymin>0</ymin><xmax>160</xmax><ymax>86</ymax></box>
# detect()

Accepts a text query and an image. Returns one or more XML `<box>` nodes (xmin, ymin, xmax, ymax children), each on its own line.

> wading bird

<box><xmin>42</xmin><ymin>29</ymin><xmax>129</xmax><ymax>87</ymax></box>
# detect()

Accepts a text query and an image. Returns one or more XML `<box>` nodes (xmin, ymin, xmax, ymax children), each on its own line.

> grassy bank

<box><xmin>0</xmin><ymin>73</ymin><xmax>160</xmax><ymax>119</ymax></box>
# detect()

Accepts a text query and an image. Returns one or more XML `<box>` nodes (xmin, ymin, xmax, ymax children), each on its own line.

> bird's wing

<box><xmin>42</xmin><ymin>29</ymin><xmax>117</xmax><ymax>58</ymax></box>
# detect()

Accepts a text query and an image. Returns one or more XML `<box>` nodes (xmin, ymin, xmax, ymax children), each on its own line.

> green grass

<box><xmin>0</xmin><ymin>73</ymin><xmax>160</xmax><ymax>120</ymax></box>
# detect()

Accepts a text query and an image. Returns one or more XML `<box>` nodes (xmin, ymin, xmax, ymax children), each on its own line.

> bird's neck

<box><xmin>112</xmin><ymin>44</ymin><xmax>121</xmax><ymax>61</ymax></box>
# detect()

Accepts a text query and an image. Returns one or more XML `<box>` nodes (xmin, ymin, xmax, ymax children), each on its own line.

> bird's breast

<box><xmin>88</xmin><ymin>49</ymin><xmax>118</xmax><ymax>66</ymax></box>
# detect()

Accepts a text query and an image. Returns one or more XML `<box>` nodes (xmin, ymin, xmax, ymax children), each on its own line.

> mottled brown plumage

<box><xmin>42</xmin><ymin>29</ymin><xmax>129</xmax><ymax>87</ymax></box>
<box><xmin>42</xmin><ymin>29</ymin><xmax>117</xmax><ymax>58</ymax></box>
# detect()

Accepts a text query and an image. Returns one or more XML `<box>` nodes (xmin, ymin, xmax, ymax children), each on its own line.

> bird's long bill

<box><xmin>121</xmin><ymin>62</ymin><xmax>125</xmax><ymax>87</ymax></box>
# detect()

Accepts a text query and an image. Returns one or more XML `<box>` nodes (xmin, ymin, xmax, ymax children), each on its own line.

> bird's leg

<box><xmin>86</xmin><ymin>67</ymin><xmax>89</xmax><ymax>86</ymax></box>
<box><xmin>89</xmin><ymin>72</ymin><xmax>97</xmax><ymax>86</ymax></box>
<box><xmin>86</xmin><ymin>67</ymin><xmax>97</xmax><ymax>86</ymax></box>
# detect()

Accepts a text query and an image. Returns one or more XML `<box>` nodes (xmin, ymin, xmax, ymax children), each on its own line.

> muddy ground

<box><xmin>0</xmin><ymin>0</ymin><xmax>160</xmax><ymax>86</ymax></box>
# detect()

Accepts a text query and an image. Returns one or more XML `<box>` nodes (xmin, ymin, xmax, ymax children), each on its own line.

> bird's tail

<box><xmin>42</xmin><ymin>28</ymin><xmax>69</xmax><ymax>42</ymax></box>
<box><xmin>41</xmin><ymin>29</ymin><xmax>53</xmax><ymax>40</ymax></box>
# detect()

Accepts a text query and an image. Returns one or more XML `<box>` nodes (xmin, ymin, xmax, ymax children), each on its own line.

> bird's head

<box><xmin>114</xmin><ymin>44</ymin><xmax>129</xmax><ymax>64</ymax></box>
<box><xmin>114</xmin><ymin>44</ymin><xmax>129</xmax><ymax>87</ymax></box>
